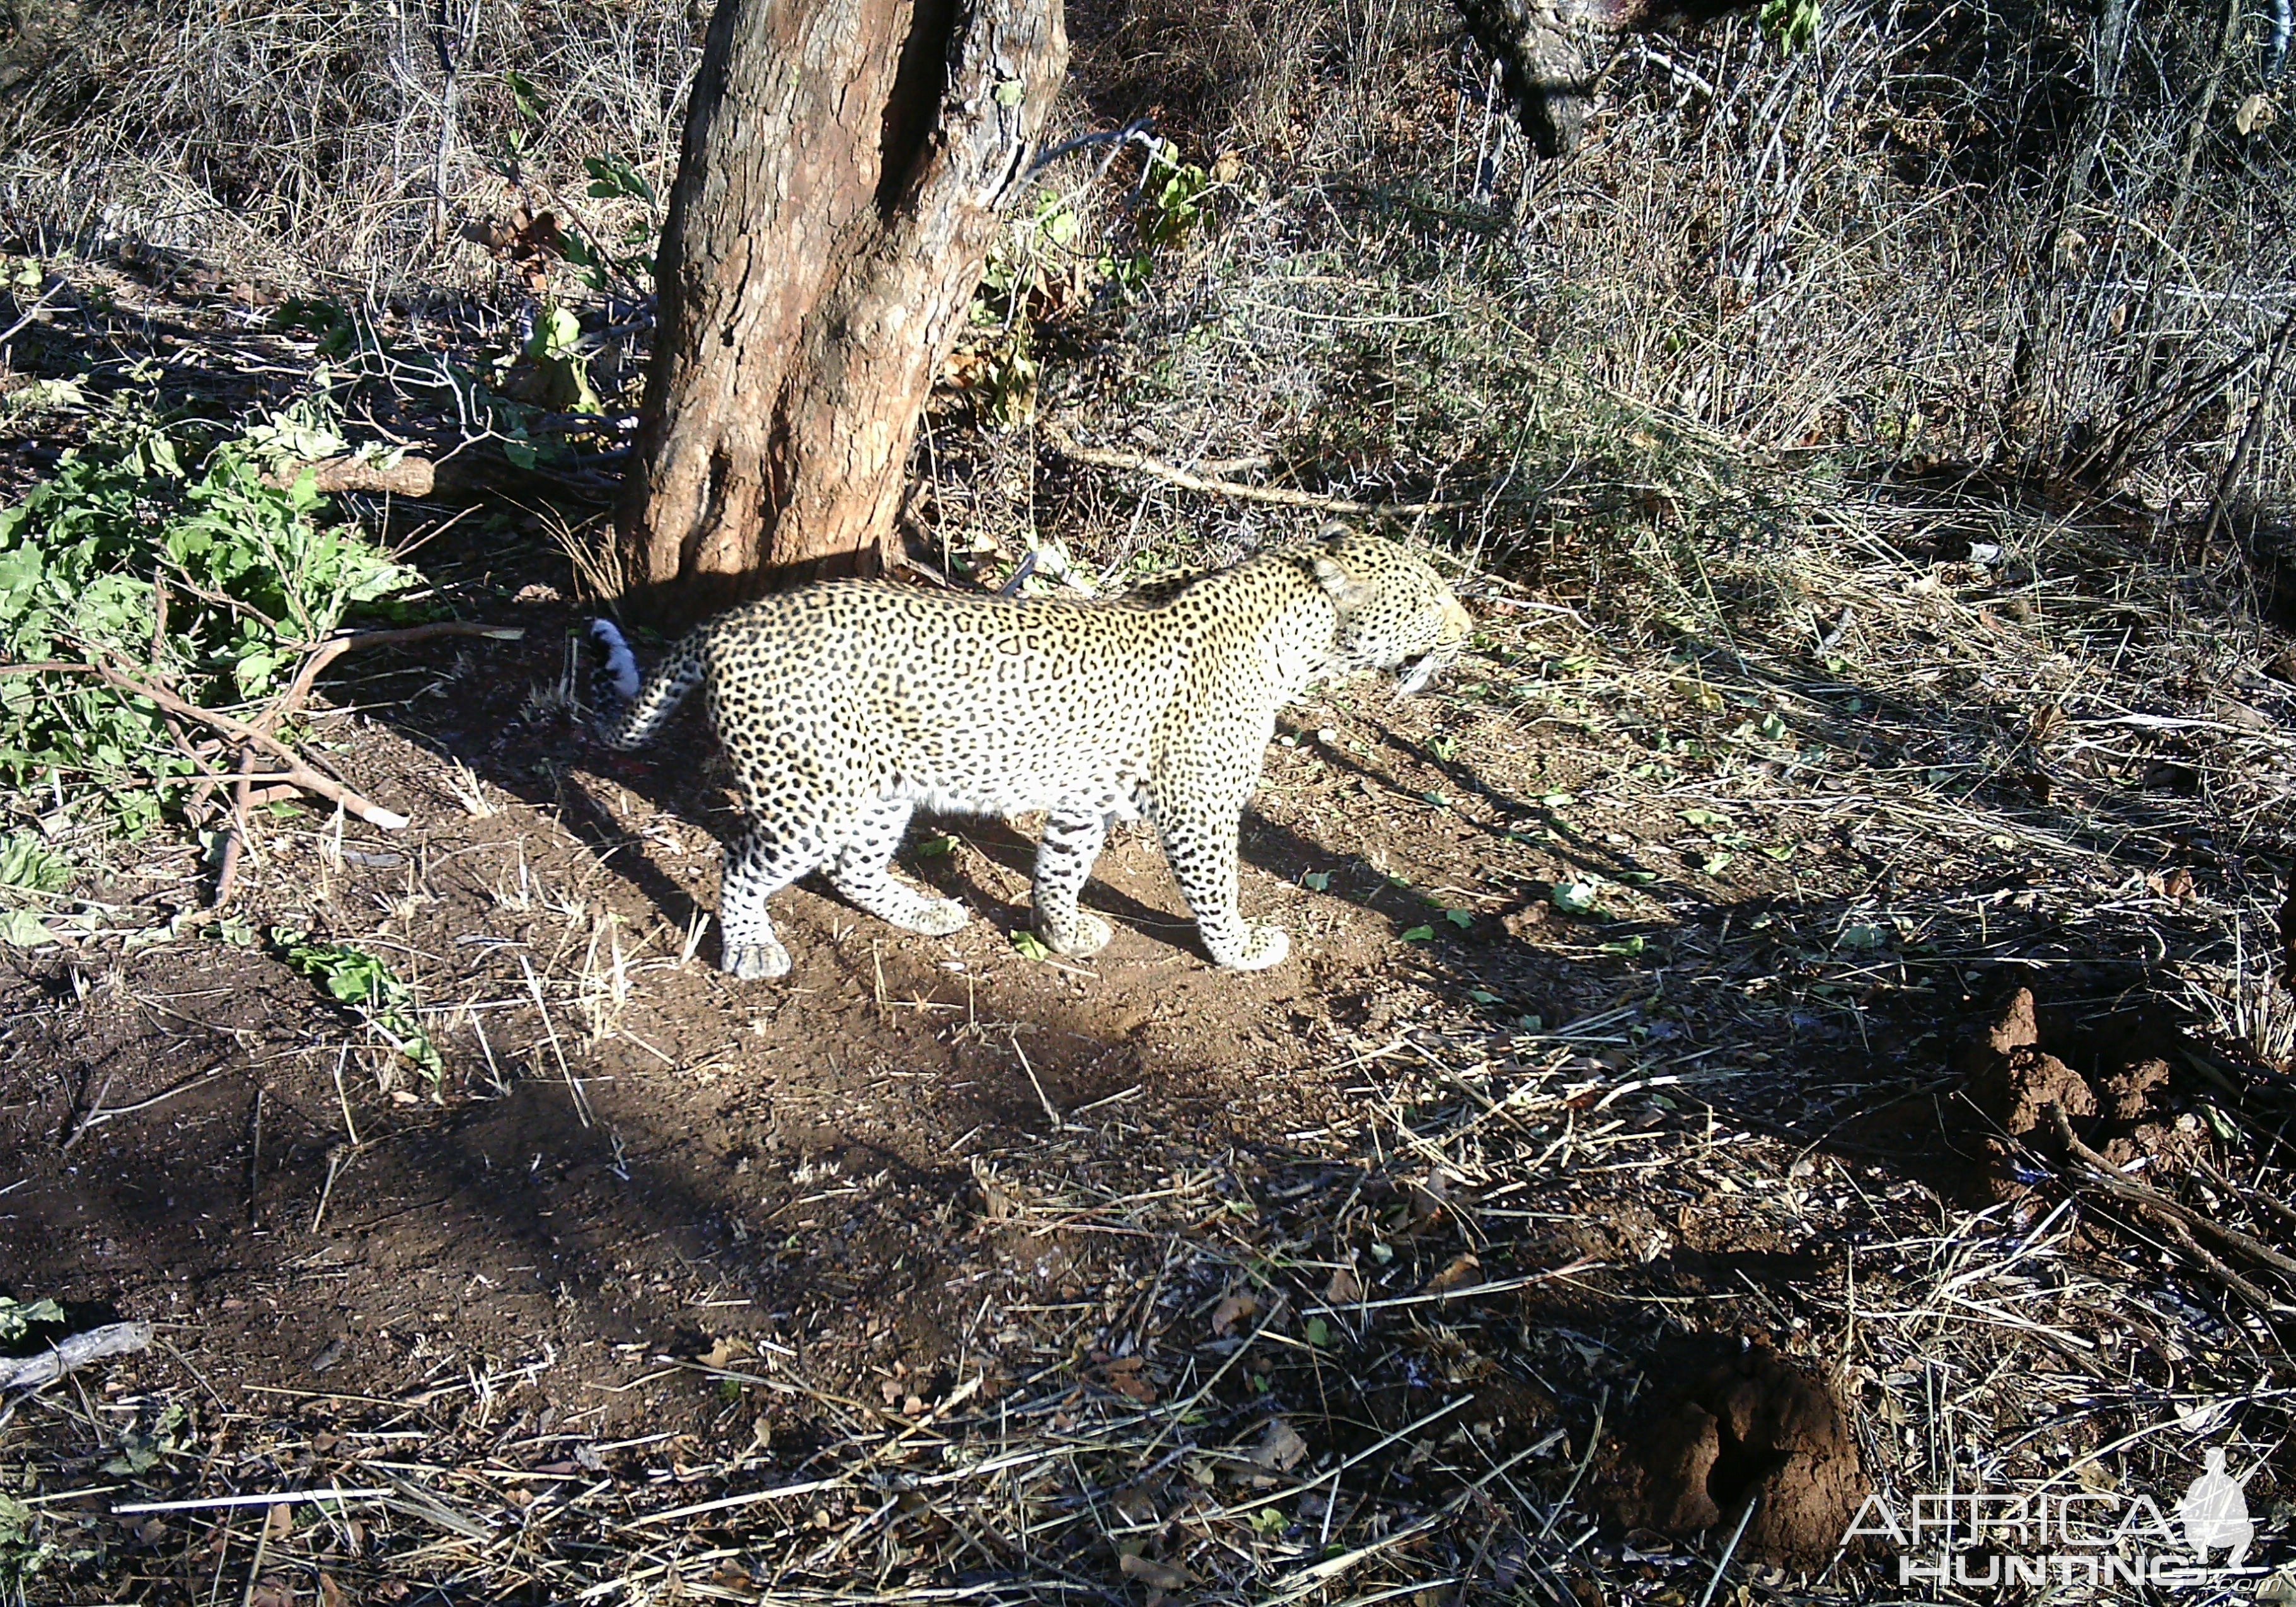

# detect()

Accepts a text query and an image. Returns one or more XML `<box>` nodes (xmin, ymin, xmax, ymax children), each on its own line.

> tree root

<box><xmin>2043</xmin><ymin>1103</ymin><xmax>2296</xmax><ymax>1310</ymax></box>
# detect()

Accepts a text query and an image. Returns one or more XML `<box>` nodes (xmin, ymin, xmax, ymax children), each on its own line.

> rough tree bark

<box><xmin>1450</xmin><ymin>0</ymin><xmax>1757</xmax><ymax>157</ymax></box>
<box><xmin>614</xmin><ymin>0</ymin><xmax>1066</xmax><ymax>625</ymax></box>
<box><xmin>616</xmin><ymin>0</ymin><xmax>1744</xmax><ymax>620</ymax></box>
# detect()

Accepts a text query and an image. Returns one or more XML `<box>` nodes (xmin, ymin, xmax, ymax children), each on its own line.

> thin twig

<box><xmin>1042</xmin><ymin>423</ymin><xmax>1475</xmax><ymax>517</ymax></box>
<box><xmin>2043</xmin><ymin>1105</ymin><xmax>2296</xmax><ymax>1295</ymax></box>
<box><xmin>113</xmin><ymin>1490</ymin><xmax>390</xmax><ymax>1517</ymax></box>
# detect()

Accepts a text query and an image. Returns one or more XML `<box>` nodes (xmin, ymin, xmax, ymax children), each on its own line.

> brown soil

<box><xmin>1595</xmin><ymin>1337</ymin><xmax>1869</xmax><ymax>1565</ymax></box>
<box><xmin>3</xmin><ymin>511</ymin><xmax>2290</xmax><ymax>1601</ymax></box>
<box><xmin>1956</xmin><ymin>986</ymin><xmax>2218</xmax><ymax>1201</ymax></box>
<box><xmin>0</xmin><ymin>602</ymin><xmax>1705</xmax><ymax>1431</ymax></box>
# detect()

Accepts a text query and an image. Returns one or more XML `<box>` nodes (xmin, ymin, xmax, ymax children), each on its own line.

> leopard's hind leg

<box><xmin>828</xmin><ymin>796</ymin><xmax>969</xmax><ymax>937</ymax></box>
<box><xmin>718</xmin><ymin>814</ymin><xmax>826</xmax><ymax>981</ymax></box>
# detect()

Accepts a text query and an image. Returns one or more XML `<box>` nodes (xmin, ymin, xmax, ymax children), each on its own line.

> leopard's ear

<box><xmin>1310</xmin><ymin>552</ymin><xmax>1378</xmax><ymax>613</ymax></box>
<box><xmin>1316</xmin><ymin>519</ymin><xmax>1353</xmax><ymax>545</ymax></box>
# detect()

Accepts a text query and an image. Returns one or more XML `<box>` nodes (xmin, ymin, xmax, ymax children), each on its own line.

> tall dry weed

<box><xmin>3</xmin><ymin>0</ymin><xmax>2288</xmax><ymax>526</ymax></box>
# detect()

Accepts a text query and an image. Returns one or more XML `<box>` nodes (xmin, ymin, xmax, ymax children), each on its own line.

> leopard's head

<box><xmin>1306</xmin><ymin>526</ymin><xmax>1473</xmax><ymax>695</ymax></box>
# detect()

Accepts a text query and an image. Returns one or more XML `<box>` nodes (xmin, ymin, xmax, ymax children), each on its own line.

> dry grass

<box><xmin>4</xmin><ymin>0</ymin><xmax>2295</xmax><ymax>1603</ymax></box>
<box><xmin>1</xmin><ymin>0</ymin><xmax>693</xmax><ymax>294</ymax></box>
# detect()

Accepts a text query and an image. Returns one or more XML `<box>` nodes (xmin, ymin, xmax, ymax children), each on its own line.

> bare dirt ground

<box><xmin>8</xmin><ymin>442</ymin><xmax>2296</xmax><ymax>1601</ymax></box>
<box><xmin>6</xmin><ymin>139</ymin><xmax>2296</xmax><ymax>1607</ymax></box>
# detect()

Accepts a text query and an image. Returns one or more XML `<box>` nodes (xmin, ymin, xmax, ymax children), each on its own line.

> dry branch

<box><xmin>1</xmin><ymin>661</ymin><xmax>412</xmax><ymax>829</ymax></box>
<box><xmin>1042</xmin><ymin>423</ymin><xmax>1475</xmax><ymax>517</ymax></box>
<box><xmin>211</xmin><ymin>622</ymin><xmax>522</xmax><ymax>901</ymax></box>
<box><xmin>2043</xmin><ymin>1104</ymin><xmax>2296</xmax><ymax>1304</ymax></box>
<box><xmin>0</xmin><ymin>1321</ymin><xmax>153</xmax><ymax>1391</ymax></box>
<box><xmin>263</xmin><ymin>455</ymin><xmax>439</xmax><ymax>498</ymax></box>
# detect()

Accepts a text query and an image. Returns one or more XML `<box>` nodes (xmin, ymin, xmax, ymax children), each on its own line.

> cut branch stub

<box><xmin>1452</xmin><ymin>0</ymin><xmax>1758</xmax><ymax>158</ymax></box>
<box><xmin>616</xmin><ymin>0</ymin><xmax>1067</xmax><ymax>626</ymax></box>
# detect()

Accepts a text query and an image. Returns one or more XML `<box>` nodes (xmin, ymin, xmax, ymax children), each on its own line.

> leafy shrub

<box><xmin>0</xmin><ymin>403</ymin><xmax>420</xmax><ymax>834</ymax></box>
<box><xmin>949</xmin><ymin>147</ymin><xmax>1242</xmax><ymax>429</ymax></box>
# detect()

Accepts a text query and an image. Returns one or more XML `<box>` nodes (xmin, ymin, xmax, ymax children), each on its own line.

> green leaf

<box><xmin>1399</xmin><ymin>924</ymin><xmax>1435</xmax><ymax>942</ymax></box>
<box><xmin>0</xmin><ymin>1296</ymin><xmax>64</xmax><ymax>1344</ymax></box>
<box><xmin>1303</xmin><ymin>871</ymin><xmax>1332</xmax><ymax>892</ymax></box>
<box><xmin>505</xmin><ymin>68</ymin><xmax>544</xmax><ymax>123</ymax></box>
<box><xmin>1759</xmin><ymin>0</ymin><xmax>1821</xmax><ymax>52</ymax></box>
<box><xmin>0</xmin><ymin>834</ymin><xmax>70</xmax><ymax>894</ymax></box>
<box><xmin>1444</xmin><ymin>907</ymin><xmax>1474</xmax><ymax>927</ymax></box>
<box><xmin>282</xmin><ymin>939</ymin><xmax>442</xmax><ymax>1082</ymax></box>
<box><xmin>993</xmin><ymin>79</ymin><xmax>1026</xmax><ymax>107</ymax></box>
<box><xmin>582</xmin><ymin>153</ymin><xmax>657</xmax><ymax>204</ymax></box>
<box><xmin>537</xmin><ymin>303</ymin><xmax>584</xmax><ymax>359</ymax></box>
<box><xmin>104</xmin><ymin>1432</ymin><xmax>166</xmax><ymax>1476</ymax></box>
<box><xmin>0</xmin><ymin>909</ymin><xmax>59</xmax><ymax>947</ymax></box>
<box><xmin>1837</xmin><ymin>923</ymin><xmax>1887</xmax><ymax>951</ymax></box>
<box><xmin>915</xmin><ymin>836</ymin><xmax>955</xmax><ymax>858</ymax></box>
<box><xmin>1601</xmin><ymin>935</ymin><xmax>1646</xmax><ymax>957</ymax></box>
<box><xmin>1011</xmin><ymin>930</ymin><xmax>1051</xmax><ymax>961</ymax></box>
<box><xmin>1550</xmin><ymin>880</ymin><xmax>1601</xmax><ymax>915</ymax></box>
<box><xmin>1303</xmin><ymin>1316</ymin><xmax>1331</xmax><ymax>1347</ymax></box>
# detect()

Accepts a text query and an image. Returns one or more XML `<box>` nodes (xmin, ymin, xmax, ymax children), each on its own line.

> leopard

<box><xmin>587</xmin><ymin>523</ymin><xmax>1472</xmax><ymax>981</ymax></box>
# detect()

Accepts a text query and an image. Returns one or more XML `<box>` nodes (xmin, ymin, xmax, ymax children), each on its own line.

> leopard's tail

<box><xmin>588</xmin><ymin>618</ymin><xmax>705</xmax><ymax>751</ymax></box>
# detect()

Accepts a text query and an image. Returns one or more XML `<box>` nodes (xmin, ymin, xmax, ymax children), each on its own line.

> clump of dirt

<box><xmin>1957</xmin><ymin>987</ymin><xmax>2210</xmax><ymax>1200</ymax></box>
<box><xmin>1598</xmin><ymin>1337</ymin><xmax>1869</xmax><ymax>1566</ymax></box>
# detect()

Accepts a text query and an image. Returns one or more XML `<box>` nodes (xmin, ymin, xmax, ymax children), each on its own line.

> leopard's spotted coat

<box><xmin>591</xmin><ymin>526</ymin><xmax>1472</xmax><ymax>981</ymax></box>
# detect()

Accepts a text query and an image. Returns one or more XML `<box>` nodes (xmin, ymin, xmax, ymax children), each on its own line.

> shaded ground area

<box><xmin>2</xmin><ymin>113</ymin><xmax>2294</xmax><ymax>1599</ymax></box>
<box><xmin>5</xmin><ymin>481</ymin><xmax>2293</xmax><ymax>1599</ymax></box>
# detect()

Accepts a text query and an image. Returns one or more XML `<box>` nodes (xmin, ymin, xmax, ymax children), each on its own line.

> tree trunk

<box><xmin>614</xmin><ymin>0</ymin><xmax>1066</xmax><ymax>625</ymax></box>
